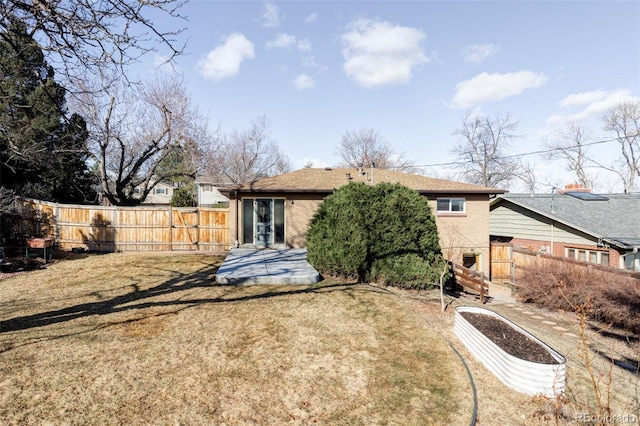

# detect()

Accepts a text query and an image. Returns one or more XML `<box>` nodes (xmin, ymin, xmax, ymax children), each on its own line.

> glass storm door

<box><xmin>242</xmin><ymin>198</ymin><xmax>285</xmax><ymax>246</ymax></box>
<box><xmin>255</xmin><ymin>199</ymin><xmax>273</xmax><ymax>246</ymax></box>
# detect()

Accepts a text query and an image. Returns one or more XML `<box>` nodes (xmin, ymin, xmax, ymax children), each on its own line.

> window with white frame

<box><xmin>436</xmin><ymin>198</ymin><xmax>465</xmax><ymax>214</ymax></box>
<box><xmin>154</xmin><ymin>187</ymin><xmax>167</xmax><ymax>195</ymax></box>
<box><xmin>201</xmin><ymin>184</ymin><xmax>212</xmax><ymax>192</ymax></box>
<box><xmin>565</xmin><ymin>247</ymin><xmax>609</xmax><ymax>266</ymax></box>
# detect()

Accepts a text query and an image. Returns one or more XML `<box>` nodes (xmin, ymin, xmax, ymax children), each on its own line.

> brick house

<box><xmin>490</xmin><ymin>190</ymin><xmax>640</xmax><ymax>271</ymax></box>
<box><xmin>220</xmin><ymin>167</ymin><xmax>505</xmax><ymax>276</ymax></box>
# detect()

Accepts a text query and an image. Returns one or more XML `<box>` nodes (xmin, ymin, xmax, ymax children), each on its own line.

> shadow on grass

<box><xmin>0</xmin><ymin>261</ymin><xmax>360</xmax><ymax>340</ymax></box>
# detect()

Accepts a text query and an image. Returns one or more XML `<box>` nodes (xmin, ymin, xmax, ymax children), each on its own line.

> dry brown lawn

<box><xmin>0</xmin><ymin>252</ymin><xmax>473</xmax><ymax>425</ymax></box>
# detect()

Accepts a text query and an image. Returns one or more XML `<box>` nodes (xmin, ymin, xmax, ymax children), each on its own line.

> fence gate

<box><xmin>171</xmin><ymin>208</ymin><xmax>199</xmax><ymax>251</ymax></box>
<box><xmin>490</xmin><ymin>242</ymin><xmax>514</xmax><ymax>283</ymax></box>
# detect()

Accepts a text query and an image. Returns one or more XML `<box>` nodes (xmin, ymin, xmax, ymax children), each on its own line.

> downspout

<box><xmin>550</xmin><ymin>220</ymin><xmax>554</xmax><ymax>255</ymax></box>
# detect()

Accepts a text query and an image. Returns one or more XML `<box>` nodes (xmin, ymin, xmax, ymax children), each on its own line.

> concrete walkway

<box><xmin>215</xmin><ymin>248</ymin><xmax>320</xmax><ymax>285</ymax></box>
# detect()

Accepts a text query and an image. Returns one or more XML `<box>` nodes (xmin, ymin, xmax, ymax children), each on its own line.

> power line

<box><xmin>413</xmin><ymin>134</ymin><xmax>637</xmax><ymax>169</ymax></box>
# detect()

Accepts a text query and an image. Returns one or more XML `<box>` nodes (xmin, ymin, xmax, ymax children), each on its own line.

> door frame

<box><xmin>241</xmin><ymin>197</ymin><xmax>286</xmax><ymax>247</ymax></box>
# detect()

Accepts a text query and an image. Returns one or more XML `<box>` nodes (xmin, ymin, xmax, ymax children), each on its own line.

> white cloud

<box><xmin>547</xmin><ymin>89</ymin><xmax>638</xmax><ymax>125</ymax></box>
<box><xmin>341</xmin><ymin>18</ymin><xmax>428</xmax><ymax>88</ymax></box>
<box><xmin>265</xmin><ymin>34</ymin><xmax>312</xmax><ymax>52</ymax></box>
<box><xmin>266</xmin><ymin>33</ymin><xmax>296</xmax><ymax>49</ymax></box>
<box><xmin>197</xmin><ymin>33</ymin><xmax>255</xmax><ymax>81</ymax></box>
<box><xmin>305</xmin><ymin>13</ymin><xmax>317</xmax><ymax>23</ymax></box>
<box><xmin>462</xmin><ymin>44</ymin><xmax>500</xmax><ymax>64</ymax></box>
<box><xmin>260</xmin><ymin>2</ymin><xmax>282</xmax><ymax>28</ymax></box>
<box><xmin>451</xmin><ymin>71</ymin><xmax>548</xmax><ymax>108</ymax></box>
<box><xmin>297</xmin><ymin>39</ymin><xmax>312</xmax><ymax>52</ymax></box>
<box><xmin>293</xmin><ymin>74</ymin><xmax>315</xmax><ymax>90</ymax></box>
<box><xmin>559</xmin><ymin>90</ymin><xmax>614</xmax><ymax>108</ymax></box>
<box><xmin>301</xmin><ymin>55</ymin><xmax>326</xmax><ymax>71</ymax></box>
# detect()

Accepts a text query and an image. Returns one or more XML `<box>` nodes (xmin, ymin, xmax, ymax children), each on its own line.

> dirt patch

<box><xmin>460</xmin><ymin>311</ymin><xmax>560</xmax><ymax>364</ymax></box>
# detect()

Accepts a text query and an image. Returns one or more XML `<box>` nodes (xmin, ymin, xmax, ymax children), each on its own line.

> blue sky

<box><xmin>141</xmin><ymin>0</ymin><xmax>639</xmax><ymax>192</ymax></box>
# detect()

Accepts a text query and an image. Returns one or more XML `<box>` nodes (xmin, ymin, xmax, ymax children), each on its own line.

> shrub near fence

<box><xmin>15</xmin><ymin>199</ymin><xmax>231</xmax><ymax>252</ymax></box>
<box><xmin>516</xmin><ymin>256</ymin><xmax>640</xmax><ymax>335</ymax></box>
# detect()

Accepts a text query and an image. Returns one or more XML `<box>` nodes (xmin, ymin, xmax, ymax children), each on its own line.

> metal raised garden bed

<box><xmin>454</xmin><ymin>306</ymin><xmax>566</xmax><ymax>397</ymax></box>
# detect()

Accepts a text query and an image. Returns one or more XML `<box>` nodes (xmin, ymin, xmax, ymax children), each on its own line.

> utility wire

<box><xmin>413</xmin><ymin>134</ymin><xmax>638</xmax><ymax>170</ymax></box>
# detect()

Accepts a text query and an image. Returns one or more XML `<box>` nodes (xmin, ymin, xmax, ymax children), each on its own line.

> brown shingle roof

<box><xmin>226</xmin><ymin>167</ymin><xmax>505</xmax><ymax>194</ymax></box>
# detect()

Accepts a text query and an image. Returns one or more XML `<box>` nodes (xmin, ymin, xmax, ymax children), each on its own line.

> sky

<box><xmin>138</xmin><ymin>0</ymin><xmax>640</xmax><ymax>193</ymax></box>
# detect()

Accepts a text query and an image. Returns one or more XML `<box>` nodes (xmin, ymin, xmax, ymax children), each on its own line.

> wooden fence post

<box><xmin>480</xmin><ymin>271</ymin><xmax>485</xmax><ymax>304</ymax></box>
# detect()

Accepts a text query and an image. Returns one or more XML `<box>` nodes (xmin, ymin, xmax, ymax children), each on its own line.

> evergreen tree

<box><xmin>170</xmin><ymin>188</ymin><xmax>197</xmax><ymax>207</ymax></box>
<box><xmin>307</xmin><ymin>182</ymin><xmax>447</xmax><ymax>288</ymax></box>
<box><xmin>0</xmin><ymin>17</ymin><xmax>96</xmax><ymax>203</ymax></box>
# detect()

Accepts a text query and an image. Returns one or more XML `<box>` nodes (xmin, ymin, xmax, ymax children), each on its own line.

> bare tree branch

<box><xmin>543</xmin><ymin>120</ymin><xmax>594</xmax><ymax>188</ymax></box>
<box><xmin>205</xmin><ymin>116</ymin><xmax>291</xmax><ymax>184</ymax></box>
<box><xmin>601</xmin><ymin>100</ymin><xmax>640</xmax><ymax>193</ymax></box>
<box><xmin>452</xmin><ymin>111</ymin><xmax>519</xmax><ymax>189</ymax></box>
<box><xmin>1</xmin><ymin>0</ymin><xmax>187</xmax><ymax>88</ymax></box>
<box><xmin>76</xmin><ymin>74</ymin><xmax>213</xmax><ymax>205</ymax></box>
<box><xmin>335</xmin><ymin>127</ymin><xmax>417</xmax><ymax>173</ymax></box>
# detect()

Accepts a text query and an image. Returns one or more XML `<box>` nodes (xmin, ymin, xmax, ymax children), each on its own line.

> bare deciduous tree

<box><xmin>336</xmin><ymin>127</ymin><xmax>417</xmax><ymax>172</ymax></box>
<box><xmin>0</xmin><ymin>0</ymin><xmax>186</xmax><ymax>86</ymax></box>
<box><xmin>600</xmin><ymin>100</ymin><xmax>640</xmax><ymax>193</ymax></box>
<box><xmin>544</xmin><ymin>120</ymin><xmax>594</xmax><ymax>189</ymax></box>
<box><xmin>452</xmin><ymin>112</ymin><xmax>519</xmax><ymax>189</ymax></box>
<box><xmin>78</xmin><ymin>75</ymin><xmax>212</xmax><ymax>205</ymax></box>
<box><xmin>516</xmin><ymin>160</ymin><xmax>539</xmax><ymax>194</ymax></box>
<box><xmin>206</xmin><ymin>116</ymin><xmax>291</xmax><ymax>184</ymax></box>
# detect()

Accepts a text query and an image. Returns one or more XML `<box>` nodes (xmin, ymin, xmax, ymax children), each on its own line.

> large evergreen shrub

<box><xmin>307</xmin><ymin>182</ymin><xmax>446</xmax><ymax>288</ymax></box>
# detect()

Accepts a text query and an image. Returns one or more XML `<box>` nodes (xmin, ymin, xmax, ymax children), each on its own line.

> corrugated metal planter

<box><xmin>454</xmin><ymin>306</ymin><xmax>566</xmax><ymax>397</ymax></box>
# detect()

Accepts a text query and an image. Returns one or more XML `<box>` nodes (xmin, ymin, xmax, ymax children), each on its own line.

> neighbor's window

<box><xmin>202</xmin><ymin>185</ymin><xmax>212</xmax><ymax>192</ymax></box>
<box><xmin>565</xmin><ymin>247</ymin><xmax>609</xmax><ymax>266</ymax></box>
<box><xmin>154</xmin><ymin>187</ymin><xmax>167</xmax><ymax>195</ymax></box>
<box><xmin>437</xmin><ymin>198</ymin><xmax>465</xmax><ymax>214</ymax></box>
<box><xmin>624</xmin><ymin>253</ymin><xmax>637</xmax><ymax>270</ymax></box>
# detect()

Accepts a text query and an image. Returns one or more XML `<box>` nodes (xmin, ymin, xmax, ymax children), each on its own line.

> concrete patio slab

<box><xmin>215</xmin><ymin>248</ymin><xmax>320</xmax><ymax>285</ymax></box>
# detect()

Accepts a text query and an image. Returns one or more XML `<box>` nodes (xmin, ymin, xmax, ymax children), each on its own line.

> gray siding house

<box><xmin>490</xmin><ymin>191</ymin><xmax>640</xmax><ymax>271</ymax></box>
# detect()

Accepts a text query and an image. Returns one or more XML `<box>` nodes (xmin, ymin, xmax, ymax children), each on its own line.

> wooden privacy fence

<box><xmin>17</xmin><ymin>199</ymin><xmax>231</xmax><ymax>252</ymax></box>
<box><xmin>451</xmin><ymin>262</ymin><xmax>490</xmax><ymax>303</ymax></box>
<box><xmin>490</xmin><ymin>243</ymin><xmax>640</xmax><ymax>285</ymax></box>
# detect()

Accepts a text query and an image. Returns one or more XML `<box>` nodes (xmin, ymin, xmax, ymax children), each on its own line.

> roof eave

<box><xmin>222</xmin><ymin>188</ymin><xmax>504</xmax><ymax>195</ymax></box>
<box><xmin>492</xmin><ymin>196</ymin><xmax>633</xmax><ymax>249</ymax></box>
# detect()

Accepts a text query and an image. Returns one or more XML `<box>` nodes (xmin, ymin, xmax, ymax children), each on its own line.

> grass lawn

<box><xmin>0</xmin><ymin>252</ymin><xmax>471</xmax><ymax>425</ymax></box>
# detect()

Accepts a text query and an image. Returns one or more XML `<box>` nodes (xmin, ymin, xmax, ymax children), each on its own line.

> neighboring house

<box><xmin>136</xmin><ymin>181</ymin><xmax>175</xmax><ymax>205</ymax></box>
<box><xmin>196</xmin><ymin>180</ymin><xmax>230</xmax><ymax>207</ymax></box>
<box><xmin>219</xmin><ymin>167</ymin><xmax>505</xmax><ymax>276</ymax></box>
<box><xmin>98</xmin><ymin>180</ymin><xmax>176</xmax><ymax>206</ymax></box>
<box><xmin>490</xmin><ymin>189</ymin><xmax>640</xmax><ymax>272</ymax></box>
